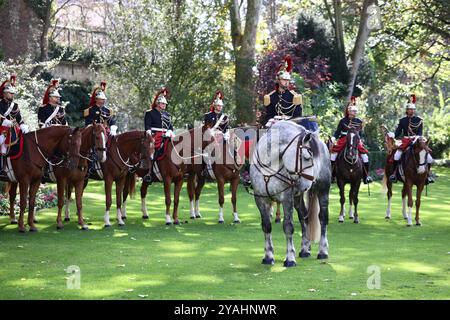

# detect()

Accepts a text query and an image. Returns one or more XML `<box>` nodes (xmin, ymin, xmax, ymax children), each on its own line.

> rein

<box><xmin>33</xmin><ymin>128</ymin><xmax>78</xmax><ymax>167</ymax></box>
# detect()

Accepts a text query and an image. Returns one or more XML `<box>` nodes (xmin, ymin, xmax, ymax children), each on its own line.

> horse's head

<box><xmin>412</xmin><ymin>136</ymin><xmax>429</xmax><ymax>174</ymax></box>
<box><xmin>65</xmin><ymin>127</ymin><xmax>82</xmax><ymax>170</ymax></box>
<box><xmin>91</xmin><ymin>122</ymin><xmax>107</xmax><ymax>163</ymax></box>
<box><xmin>345</xmin><ymin>127</ymin><xmax>360</xmax><ymax>161</ymax></box>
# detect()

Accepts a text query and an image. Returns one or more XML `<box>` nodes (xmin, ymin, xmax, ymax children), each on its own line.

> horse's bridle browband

<box><xmin>252</xmin><ymin>132</ymin><xmax>315</xmax><ymax>199</ymax></box>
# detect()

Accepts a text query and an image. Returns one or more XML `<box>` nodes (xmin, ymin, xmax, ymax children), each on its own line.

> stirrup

<box><xmin>389</xmin><ymin>174</ymin><xmax>397</xmax><ymax>183</ymax></box>
<box><xmin>364</xmin><ymin>176</ymin><xmax>373</xmax><ymax>184</ymax></box>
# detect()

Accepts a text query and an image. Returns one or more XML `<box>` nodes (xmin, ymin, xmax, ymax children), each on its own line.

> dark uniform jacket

<box><xmin>203</xmin><ymin>111</ymin><xmax>229</xmax><ymax>132</ymax></box>
<box><xmin>38</xmin><ymin>104</ymin><xmax>67</xmax><ymax>128</ymax></box>
<box><xmin>144</xmin><ymin>108</ymin><xmax>173</xmax><ymax>132</ymax></box>
<box><xmin>333</xmin><ymin>117</ymin><xmax>364</xmax><ymax>139</ymax></box>
<box><xmin>84</xmin><ymin>105</ymin><xmax>116</xmax><ymax>127</ymax></box>
<box><xmin>263</xmin><ymin>89</ymin><xmax>303</xmax><ymax>125</ymax></box>
<box><xmin>394</xmin><ymin>116</ymin><xmax>423</xmax><ymax>139</ymax></box>
<box><xmin>0</xmin><ymin>99</ymin><xmax>24</xmax><ymax>125</ymax></box>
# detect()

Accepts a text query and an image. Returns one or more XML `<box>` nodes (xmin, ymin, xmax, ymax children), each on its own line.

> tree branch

<box><xmin>323</xmin><ymin>0</ymin><xmax>336</xmax><ymax>30</ymax></box>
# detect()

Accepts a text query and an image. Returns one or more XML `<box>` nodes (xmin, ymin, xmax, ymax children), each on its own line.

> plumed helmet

<box><xmin>90</xmin><ymin>81</ymin><xmax>107</xmax><ymax>107</ymax></box>
<box><xmin>152</xmin><ymin>87</ymin><xmax>170</xmax><ymax>109</ymax></box>
<box><xmin>43</xmin><ymin>79</ymin><xmax>61</xmax><ymax>105</ymax></box>
<box><xmin>276</xmin><ymin>55</ymin><xmax>293</xmax><ymax>81</ymax></box>
<box><xmin>0</xmin><ymin>74</ymin><xmax>17</xmax><ymax>97</ymax></box>
<box><xmin>405</xmin><ymin>94</ymin><xmax>416</xmax><ymax>110</ymax></box>
<box><xmin>345</xmin><ymin>96</ymin><xmax>358</xmax><ymax>116</ymax></box>
<box><xmin>210</xmin><ymin>90</ymin><xmax>224</xmax><ymax>112</ymax></box>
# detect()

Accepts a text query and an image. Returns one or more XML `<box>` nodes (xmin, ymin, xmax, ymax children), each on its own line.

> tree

<box><xmin>229</xmin><ymin>0</ymin><xmax>263</xmax><ymax>125</ymax></box>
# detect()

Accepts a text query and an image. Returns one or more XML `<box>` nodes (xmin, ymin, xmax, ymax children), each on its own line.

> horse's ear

<box><xmin>73</xmin><ymin>127</ymin><xmax>79</xmax><ymax>134</ymax></box>
<box><xmin>303</xmin><ymin>132</ymin><xmax>312</xmax><ymax>144</ymax></box>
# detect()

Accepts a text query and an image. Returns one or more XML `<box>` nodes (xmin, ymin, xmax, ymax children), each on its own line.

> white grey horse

<box><xmin>250</xmin><ymin>121</ymin><xmax>331</xmax><ymax>267</ymax></box>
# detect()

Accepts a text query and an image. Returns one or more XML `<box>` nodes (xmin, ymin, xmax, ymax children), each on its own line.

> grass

<box><xmin>0</xmin><ymin>167</ymin><xmax>449</xmax><ymax>300</ymax></box>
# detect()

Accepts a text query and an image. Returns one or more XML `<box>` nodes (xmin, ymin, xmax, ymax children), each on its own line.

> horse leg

<box><xmin>231</xmin><ymin>176</ymin><xmax>240</xmax><ymax>223</ymax></box>
<box><xmin>317</xmin><ymin>190</ymin><xmax>330</xmax><ymax>259</ymax></box>
<box><xmin>74</xmin><ymin>180</ymin><xmax>88</xmax><ymax>230</ymax></box>
<box><xmin>348</xmin><ymin>186</ymin><xmax>354</xmax><ymax>219</ymax></box>
<box><xmin>194</xmin><ymin>174</ymin><xmax>205</xmax><ymax>218</ymax></box>
<box><xmin>352</xmin><ymin>182</ymin><xmax>361</xmax><ymax>224</ymax></box>
<box><xmin>163</xmin><ymin>177</ymin><xmax>173</xmax><ymax>225</ymax></box>
<box><xmin>187</xmin><ymin>173</ymin><xmax>196</xmax><ymax>219</ymax></box>
<box><xmin>141</xmin><ymin>180</ymin><xmax>149</xmax><ymax>219</ymax></box>
<box><xmin>217</xmin><ymin>178</ymin><xmax>225</xmax><ymax>223</ymax></box>
<box><xmin>282</xmin><ymin>198</ymin><xmax>296</xmax><ymax>267</ymax></box>
<box><xmin>27</xmin><ymin>180</ymin><xmax>40</xmax><ymax>232</ymax></box>
<box><xmin>103</xmin><ymin>177</ymin><xmax>113</xmax><ymax>227</ymax></box>
<box><xmin>172</xmin><ymin>178</ymin><xmax>183</xmax><ymax>225</ymax></box>
<box><xmin>405</xmin><ymin>182</ymin><xmax>414</xmax><ymax>226</ymax></box>
<box><xmin>295</xmin><ymin>194</ymin><xmax>310</xmax><ymax>258</ymax></box>
<box><xmin>115</xmin><ymin>177</ymin><xmax>126</xmax><ymax>226</ymax></box>
<box><xmin>255</xmin><ymin>196</ymin><xmax>274</xmax><ymax>265</ymax></box>
<box><xmin>65</xmin><ymin>183</ymin><xmax>73</xmax><ymax>221</ymax></box>
<box><xmin>8</xmin><ymin>182</ymin><xmax>18</xmax><ymax>224</ymax></box>
<box><xmin>18</xmin><ymin>181</ymin><xmax>29</xmax><ymax>232</ymax></box>
<box><xmin>385</xmin><ymin>179</ymin><xmax>393</xmax><ymax>219</ymax></box>
<box><xmin>415</xmin><ymin>184</ymin><xmax>424</xmax><ymax>226</ymax></box>
<box><xmin>275</xmin><ymin>201</ymin><xmax>281</xmax><ymax>223</ymax></box>
<box><xmin>401</xmin><ymin>185</ymin><xmax>408</xmax><ymax>220</ymax></box>
<box><xmin>56</xmin><ymin>177</ymin><xmax>66</xmax><ymax>229</ymax></box>
<box><xmin>338</xmin><ymin>180</ymin><xmax>346</xmax><ymax>223</ymax></box>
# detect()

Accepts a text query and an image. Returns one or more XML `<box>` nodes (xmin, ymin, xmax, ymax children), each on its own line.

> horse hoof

<box><xmin>56</xmin><ymin>225</ymin><xmax>64</xmax><ymax>230</ymax></box>
<box><xmin>385</xmin><ymin>216</ymin><xmax>390</xmax><ymax>220</ymax></box>
<box><xmin>10</xmin><ymin>220</ymin><xmax>18</xmax><ymax>225</ymax></box>
<box><xmin>406</xmin><ymin>224</ymin><xmax>412</xmax><ymax>227</ymax></box>
<box><xmin>174</xmin><ymin>221</ymin><xmax>180</xmax><ymax>225</ymax></box>
<box><xmin>261</xmin><ymin>257</ymin><xmax>274</xmax><ymax>265</ymax></box>
<box><xmin>195</xmin><ymin>215</ymin><xmax>202</xmax><ymax>219</ymax></box>
<box><xmin>233</xmin><ymin>220</ymin><xmax>241</xmax><ymax>224</ymax></box>
<box><xmin>415</xmin><ymin>223</ymin><xmax>422</xmax><ymax>226</ymax></box>
<box><xmin>121</xmin><ymin>216</ymin><xmax>127</xmax><ymax>220</ymax></box>
<box><xmin>353</xmin><ymin>220</ymin><xmax>359</xmax><ymax>224</ymax></box>
<box><xmin>118</xmin><ymin>223</ymin><xmax>125</xmax><ymax>227</ymax></box>
<box><xmin>142</xmin><ymin>215</ymin><xmax>149</xmax><ymax>220</ymax></box>
<box><xmin>104</xmin><ymin>224</ymin><xmax>112</xmax><ymax>228</ymax></box>
<box><xmin>190</xmin><ymin>216</ymin><xmax>196</xmax><ymax>219</ymax></box>
<box><xmin>275</xmin><ymin>218</ymin><xmax>281</xmax><ymax>223</ymax></box>
<box><xmin>218</xmin><ymin>220</ymin><xmax>224</xmax><ymax>224</ymax></box>
<box><xmin>338</xmin><ymin>220</ymin><xmax>344</xmax><ymax>223</ymax></box>
<box><xmin>64</xmin><ymin>218</ymin><xmax>70</xmax><ymax>222</ymax></box>
<box><xmin>165</xmin><ymin>222</ymin><xmax>172</xmax><ymax>226</ymax></box>
<box><xmin>81</xmin><ymin>226</ymin><xmax>89</xmax><ymax>231</ymax></box>
<box><xmin>317</xmin><ymin>253</ymin><xmax>328</xmax><ymax>260</ymax></box>
<box><xmin>18</xmin><ymin>228</ymin><xmax>26</xmax><ymax>233</ymax></box>
<box><xmin>349</xmin><ymin>216</ymin><xmax>354</xmax><ymax>220</ymax></box>
<box><xmin>29</xmin><ymin>227</ymin><xmax>38</xmax><ymax>233</ymax></box>
<box><xmin>299</xmin><ymin>251</ymin><xmax>311</xmax><ymax>258</ymax></box>
<box><xmin>283</xmin><ymin>260</ymin><xmax>296</xmax><ymax>268</ymax></box>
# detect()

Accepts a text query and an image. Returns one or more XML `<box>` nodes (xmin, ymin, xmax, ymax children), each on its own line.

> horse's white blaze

<box><xmin>165</xmin><ymin>214</ymin><xmax>172</xmax><ymax>224</ymax></box>
<box><xmin>104</xmin><ymin>210</ymin><xmax>111</xmax><ymax>226</ymax></box>
<box><xmin>407</xmin><ymin>207</ymin><xmax>413</xmax><ymax>226</ymax></box>
<box><xmin>417</xmin><ymin>150</ymin><xmax>427</xmax><ymax>174</ymax></box>
<box><xmin>64</xmin><ymin>199</ymin><xmax>71</xmax><ymax>219</ymax></box>
<box><xmin>117</xmin><ymin>208</ymin><xmax>125</xmax><ymax>225</ymax></box>
<box><xmin>100</xmin><ymin>132</ymin><xmax>106</xmax><ymax>162</ymax></box>
<box><xmin>349</xmin><ymin>205</ymin><xmax>354</xmax><ymax>219</ymax></box>
<box><xmin>189</xmin><ymin>201</ymin><xmax>195</xmax><ymax>218</ymax></box>
<box><xmin>385</xmin><ymin>198</ymin><xmax>392</xmax><ymax>218</ymax></box>
<box><xmin>350</xmin><ymin>133</ymin><xmax>355</xmax><ymax>146</ymax></box>
<box><xmin>141</xmin><ymin>198</ymin><xmax>148</xmax><ymax>217</ymax></box>
<box><xmin>122</xmin><ymin>201</ymin><xmax>127</xmax><ymax>218</ymax></box>
<box><xmin>218</xmin><ymin>207</ymin><xmax>224</xmax><ymax>222</ymax></box>
<box><xmin>402</xmin><ymin>197</ymin><xmax>407</xmax><ymax>219</ymax></box>
<box><xmin>233</xmin><ymin>212</ymin><xmax>240</xmax><ymax>222</ymax></box>
<box><xmin>195</xmin><ymin>200</ymin><xmax>201</xmax><ymax>217</ymax></box>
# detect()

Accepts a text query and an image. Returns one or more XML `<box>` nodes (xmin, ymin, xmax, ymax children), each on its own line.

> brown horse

<box><xmin>335</xmin><ymin>127</ymin><xmax>363</xmax><ymax>224</ymax></box>
<box><xmin>2</xmin><ymin>126</ymin><xmax>82</xmax><ymax>232</ymax></box>
<box><xmin>380</xmin><ymin>125</ymin><xmax>398</xmax><ymax>220</ymax></box>
<box><xmin>52</xmin><ymin>123</ymin><xmax>107</xmax><ymax>230</ymax></box>
<box><xmin>382</xmin><ymin>134</ymin><xmax>429</xmax><ymax>226</ymax></box>
<box><xmin>83</xmin><ymin>130</ymin><xmax>154</xmax><ymax>227</ymax></box>
<box><xmin>185</xmin><ymin>125</ymin><xmax>241</xmax><ymax>223</ymax></box>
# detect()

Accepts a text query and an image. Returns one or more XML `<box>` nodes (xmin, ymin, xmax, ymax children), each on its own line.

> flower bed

<box><xmin>0</xmin><ymin>184</ymin><xmax>57</xmax><ymax>215</ymax></box>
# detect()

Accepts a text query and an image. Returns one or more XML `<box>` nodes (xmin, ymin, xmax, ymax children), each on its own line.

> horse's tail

<box><xmin>306</xmin><ymin>191</ymin><xmax>321</xmax><ymax>243</ymax></box>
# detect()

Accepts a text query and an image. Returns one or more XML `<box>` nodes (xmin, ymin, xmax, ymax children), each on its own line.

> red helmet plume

<box><xmin>210</xmin><ymin>90</ymin><xmax>224</xmax><ymax>112</ymax></box>
<box><xmin>42</xmin><ymin>79</ymin><xmax>59</xmax><ymax>105</ymax></box>
<box><xmin>151</xmin><ymin>87</ymin><xmax>170</xmax><ymax>109</ymax></box>
<box><xmin>89</xmin><ymin>81</ymin><xmax>107</xmax><ymax>107</ymax></box>
<box><xmin>410</xmin><ymin>94</ymin><xmax>416</xmax><ymax>104</ymax></box>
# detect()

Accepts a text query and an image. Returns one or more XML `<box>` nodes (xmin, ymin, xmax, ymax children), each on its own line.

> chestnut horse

<box><xmin>52</xmin><ymin>123</ymin><xmax>107</xmax><ymax>230</ymax></box>
<box><xmin>335</xmin><ymin>127</ymin><xmax>363</xmax><ymax>224</ymax></box>
<box><xmin>82</xmin><ymin>130</ymin><xmax>154</xmax><ymax>227</ymax></box>
<box><xmin>185</xmin><ymin>125</ymin><xmax>241</xmax><ymax>223</ymax></box>
<box><xmin>2</xmin><ymin>126</ymin><xmax>82</xmax><ymax>232</ymax></box>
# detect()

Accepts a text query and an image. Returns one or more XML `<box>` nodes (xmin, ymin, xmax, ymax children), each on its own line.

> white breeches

<box><xmin>330</xmin><ymin>152</ymin><xmax>368</xmax><ymax>163</ymax></box>
<box><xmin>330</xmin><ymin>152</ymin><xmax>337</xmax><ymax>161</ymax></box>
<box><xmin>394</xmin><ymin>149</ymin><xmax>434</xmax><ymax>164</ymax></box>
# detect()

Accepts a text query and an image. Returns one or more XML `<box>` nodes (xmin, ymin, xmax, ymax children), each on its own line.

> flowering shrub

<box><xmin>0</xmin><ymin>184</ymin><xmax>58</xmax><ymax>216</ymax></box>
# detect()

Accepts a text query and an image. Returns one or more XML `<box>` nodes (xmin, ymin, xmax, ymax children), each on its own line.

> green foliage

<box><xmin>48</xmin><ymin>42</ymin><xmax>98</xmax><ymax>65</ymax></box>
<box><xmin>23</xmin><ymin>0</ymin><xmax>54</xmax><ymax>21</ymax></box>
<box><xmin>60</xmin><ymin>80</ymin><xmax>92</xmax><ymax>127</ymax></box>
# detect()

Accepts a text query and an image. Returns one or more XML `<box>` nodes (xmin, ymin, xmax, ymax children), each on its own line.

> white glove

<box><xmin>110</xmin><ymin>125</ymin><xmax>118</xmax><ymax>136</ymax></box>
<box><xmin>223</xmin><ymin>131</ymin><xmax>230</xmax><ymax>141</ymax></box>
<box><xmin>146</xmin><ymin>129</ymin><xmax>152</xmax><ymax>136</ymax></box>
<box><xmin>164</xmin><ymin>129</ymin><xmax>175</xmax><ymax>138</ymax></box>
<box><xmin>20</xmin><ymin>124</ymin><xmax>29</xmax><ymax>134</ymax></box>
<box><xmin>265</xmin><ymin>118</ymin><xmax>275</xmax><ymax>128</ymax></box>
<box><xmin>2</xmin><ymin>119</ymin><xmax>13</xmax><ymax>127</ymax></box>
<box><xmin>331</xmin><ymin>136</ymin><xmax>336</xmax><ymax>144</ymax></box>
<box><xmin>387</xmin><ymin>132</ymin><xmax>395</xmax><ymax>139</ymax></box>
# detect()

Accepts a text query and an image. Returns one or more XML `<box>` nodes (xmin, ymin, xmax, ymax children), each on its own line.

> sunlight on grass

<box><xmin>394</xmin><ymin>261</ymin><xmax>442</xmax><ymax>274</ymax></box>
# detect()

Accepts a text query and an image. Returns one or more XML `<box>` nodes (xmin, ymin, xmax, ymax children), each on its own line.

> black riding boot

<box><xmin>389</xmin><ymin>160</ymin><xmax>399</xmax><ymax>183</ymax></box>
<box><xmin>426</xmin><ymin>164</ymin><xmax>435</xmax><ymax>185</ymax></box>
<box><xmin>363</xmin><ymin>162</ymin><xmax>373</xmax><ymax>184</ymax></box>
<box><xmin>240</xmin><ymin>162</ymin><xmax>252</xmax><ymax>188</ymax></box>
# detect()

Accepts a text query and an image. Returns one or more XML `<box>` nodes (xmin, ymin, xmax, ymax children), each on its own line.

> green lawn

<box><xmin>0</xmin><ymin>168</ymin><xmax>449</xmax><ymax>300</ymax></box>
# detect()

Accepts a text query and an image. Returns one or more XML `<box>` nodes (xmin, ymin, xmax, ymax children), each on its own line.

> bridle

<box><xmin>78</xmin><ymin>126</ymin><xmax>107</xmax><ymax>163</ymax></box>
<box><xmin>114</xmin><ymin>133</ymin><xmax>153</xmax><ymax>172</ymax></box>
<box><xmin>409</xmin><ymin>137</ymin><xmax>429</xmax><ymax>170</ymax></box>
<box><xmin>343</xmin><ymin>131</ymin><xmax>360</xmax><ymax>165</ymax></box>
<box><xmin>252</xmin><ymin>131</ymin><xmax>315</xmax><ymax>199</ymax></box>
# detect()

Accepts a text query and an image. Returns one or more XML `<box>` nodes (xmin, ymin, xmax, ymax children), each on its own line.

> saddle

<box><xmin>0</xmin><ymin>126</ymin><xmax>24</xmax><ymax>159</ymax></box>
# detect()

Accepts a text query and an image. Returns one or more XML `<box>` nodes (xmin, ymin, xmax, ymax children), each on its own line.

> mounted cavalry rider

<box><xmin>0</xmin><ymin>75</ymin><xmax>29</xmax><ymax>154</ymax></box>
<box><xmin>330</xmin><ymin>96</ymin><xmax>373</xmax><ymax>184</ymax></box>
<box><xmin>84</xmin><ymin>81</ymin><xmax>118</xmax><ymax>136</ymax></box>
<box><xmin>263</xmin><ymin>55</ymin><xmax>303</xmax><ymax>128</ymax></box>
<box><xmin>38</xmin><ymin>79</ymin><xmax>68</xmax><ymax>128</ymax></box>
<box><xmin>144</xmin><ymin>88</ymin><xmax>175</xmax><ymax>159</ymax></box>
<box><xmin>203</xmin><ymin>90</ymin><xmax>230</xmax><ymax>141</ymax></box>
<box><xmin>388</xmin><ymin>94</ymin><xmax>434</xmax><ymax>184</ymax></box>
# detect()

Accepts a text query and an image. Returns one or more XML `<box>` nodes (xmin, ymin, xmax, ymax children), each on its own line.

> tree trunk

<box><xmin>30</xmin><ymin>0</ymin><xmax>53</xmax><ymax>77</ymax></box>
<box><xmin>346</xmin><ymin>0</ymin><xmax>375</xmax><ymax>101</ymax></box>
<box><xmin>230</xmin><ymin>0</ymin><xmax>262</xmax><ymax>125</ymax></box>
<box><xmin>333</xmin><ymin>0</ymin><xmax>346</xmax><ymax>74</ymax></box>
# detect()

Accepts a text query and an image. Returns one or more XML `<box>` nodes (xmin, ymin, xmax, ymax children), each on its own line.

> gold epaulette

<box><xmin>291</xmin><ymin>90</ymin><xmax>303</xmax><ymax>105</ymax></box>
<box><xmin>264</xmin><ymin>90</ymin><xmax>275</xmax><ymax>106</ymax></box>
<box><xmin>83</xmin><ymin>108</ymin><xmax>90</xmax><ymax>117</ymax></box>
